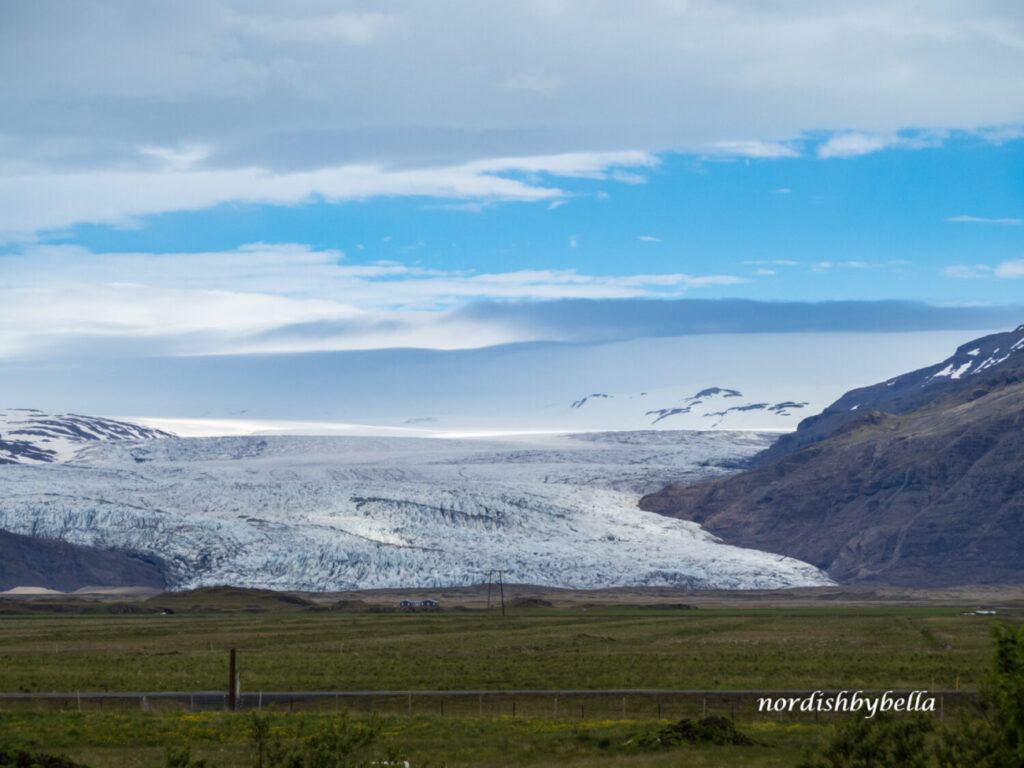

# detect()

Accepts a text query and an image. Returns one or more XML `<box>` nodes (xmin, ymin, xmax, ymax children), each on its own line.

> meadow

<box><xmin>0</xmin><ymin>591</ymin><xmax>1020</xmax><ymax>767</ymax></box>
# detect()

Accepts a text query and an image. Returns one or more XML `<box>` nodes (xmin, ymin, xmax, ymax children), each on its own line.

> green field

<box><xmin>0</xmin><ymin>605</ymin><xmax>1005</xmax><ymax>693</ymax></box>
<box><xmin>0</xmin><ymin>596</ymin><xmax>1020</xmax><ymax>767</ymax></box>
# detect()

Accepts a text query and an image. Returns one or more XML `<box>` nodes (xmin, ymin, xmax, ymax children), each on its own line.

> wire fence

<box><xmin>0</xmin><ymin>689</ymin><xmax>977</xmax><ymax>723</ymax></box>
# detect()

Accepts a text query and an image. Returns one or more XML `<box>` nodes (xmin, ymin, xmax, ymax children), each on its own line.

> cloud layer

<box><xmin>3</xmin><ymin>239</ymin><xmax>1021</xmax><ymax>361</ymax></box>
<box><xmin>3</xmin><ymin>1</ymin><xmax>1024</xmax><ymax>236</ymax></box>
<box><xmin>0</xmin><ymin>243</ymin><xmax>744</xmax><ymax>358</ymax></box>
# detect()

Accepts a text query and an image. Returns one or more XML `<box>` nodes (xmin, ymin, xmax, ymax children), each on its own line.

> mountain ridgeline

<box><xmin>640</xmin><ymin>324</ymin><xmax>1024</xmax><ymax>587</ymax></box>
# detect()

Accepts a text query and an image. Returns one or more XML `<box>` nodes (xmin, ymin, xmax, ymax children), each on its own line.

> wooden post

<box><xmin>498</xmin><ymin>572</ymin><xmax>505</xmax><ymax>617</ymax></box>
<box><xmin>228</xmin><ymin>649</ymin><xmax>237</xmax><ymax>711</ymax></box>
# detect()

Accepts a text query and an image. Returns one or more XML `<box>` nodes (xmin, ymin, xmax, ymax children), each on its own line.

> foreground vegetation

<box><xmin>1</xmin><ymin>597</ymin><xmax>1021</xmax><ymax>766</ymax></box>
<box><xmin>0</xmin><ymin>709</ymin><xmax>828</xmax><ymax>768</ymax></box>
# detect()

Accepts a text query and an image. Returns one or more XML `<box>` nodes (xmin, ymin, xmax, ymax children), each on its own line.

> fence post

<box><xmin>228</xmin><ymin>649</ymin><xmax>237</xmax><ymax>712</ymax></box>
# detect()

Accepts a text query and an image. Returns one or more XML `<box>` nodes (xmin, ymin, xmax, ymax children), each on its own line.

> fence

<box><xmin>0</xmin><ymin>689</ymin><xmax>977</xmax><ymax>723</ymax></box>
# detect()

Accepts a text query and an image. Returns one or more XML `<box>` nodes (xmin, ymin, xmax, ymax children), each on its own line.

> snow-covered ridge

<box><xmin>0</xmin><ymin>429</ymin><xmax>833</xmax><ymax>591</ymax></box>
<box><xmin>926</xmin><ymin>324</ymin><xmax>1024</xmax><ymax>382</ymax></box>
<box><xmin>0</xmin><ymin>409</ymin><xmax>174</xmax><ymax>465</ymax></box>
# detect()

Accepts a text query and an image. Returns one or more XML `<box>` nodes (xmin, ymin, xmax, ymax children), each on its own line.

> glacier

<box><xmin>0</xmin><ymin>427</ymin><xmax>833</xmax><ymax>591</ymax></box>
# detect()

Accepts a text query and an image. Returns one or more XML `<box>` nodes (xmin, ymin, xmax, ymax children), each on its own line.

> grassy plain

<box><xmin>0</xmin><ymin>602</ymin><xmax>1010</xmax><ymax>693</ymax></box>
<box><xmin>0</xmin><ymin>588</ymin><xmax>1021</xmax><ymax>766</ymax></box>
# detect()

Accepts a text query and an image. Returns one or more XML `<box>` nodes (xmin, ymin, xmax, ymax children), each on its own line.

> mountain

<box><xmin>755</xmin><ymin>324</ymin><xmax>1024</xmax><ymax>465</ymax></box>
<box><xmin>0</xmin><ymin>428</ymin><xmax>832</xmax><ymax>591</ymax></box>
<box><xmin>0</xmin><ymin>408</ymin><xmax>173</xmax><ymax>464</ymax></box>
<box><xmin>0</xmin><ymin>529</ymin><xmax>167</xmax><ymax>592</ymax></box>
<box><xmin>640</xmin><ymin>325</ymin><xmax>1024</xmax><ymax>587</ymax></box>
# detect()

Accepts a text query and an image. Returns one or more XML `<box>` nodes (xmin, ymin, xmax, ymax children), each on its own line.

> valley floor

<box><xmin>2</xmin><ymin>593</ymin><xmax>1022</xmax><ymax>766</ymax></box>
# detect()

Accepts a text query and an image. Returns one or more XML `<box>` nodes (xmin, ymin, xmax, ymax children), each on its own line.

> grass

<box><xmin>0</xmin><ymin>710</ymin><xmax>830</xmax><ymax>768</ymax></box>
<box><xmin>0</xmin><ymin>606</ymin><xmax>1006</xmax><ymax>693</ymax></box>
<box><xmin>0</xmin><ymin>602</ymin><xmax>1018</xmax><ymax>766</ymax></box>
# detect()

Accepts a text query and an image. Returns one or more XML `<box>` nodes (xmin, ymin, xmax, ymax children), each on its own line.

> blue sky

<box><xmin>50</xmin><ymin>133</ymin><xmax>1024</xmax><ymax>305</ymax></box>
<box><xmin>2</xmin><ymin>1</ymin><xmax>1024</xmax><ymax>366</ymax></box>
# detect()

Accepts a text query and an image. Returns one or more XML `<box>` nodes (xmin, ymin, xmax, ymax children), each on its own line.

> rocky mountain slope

<box><xmin>641</xmin><ymin>326</ymin><xmax>1024</xmax><ymax>587</ymax></box>
<box><xmin>0</xmin><ymin>529</ymin><xmax>167</xmax><ymax>592</ymax></box>
<box><xmin>755</xmin><ymin>324</ymin><xmax>1024</xmax><ymax>465</ymax></box>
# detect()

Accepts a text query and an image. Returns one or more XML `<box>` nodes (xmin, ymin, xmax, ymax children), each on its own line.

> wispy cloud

<box><xmin>812</xmin><ymin>261</ymin><xmax>869</xmax><ymax>271</ymax></box>
<box><xmin>943</xmin><ymin>260</ymin><xmax>1024</xmax><ymax>279</ymax></box>
<box><xmin>995</xmin><ymin>259</ymin><xmax>1024</xmax><ymax>278</ymax></box>
<box><xmin>637</xmin><ymin>235</ymin><xmax>661</xmax><ymax>242</ymax></box>
<box><xmin>817</xmin><ymin>133</ymin><xmax>895</xmax><ymax>159</ymax></box>
<box><xmin>0</xmin><ymin>243</ymin><xmax>745</xmax><ymax>358</ymax></box>
<box><xmin>943</xmin><ymin>264</ymin><xmax>993</xmax><ymax>279</ymax></box>
<box><xmin>947</xmin><ymin>215</ymin><xmax>1024</xmax><ymax>225</ymax></box>
<box><xmin>817</xmin><ymin>132</ymin><xmax>943</xmax><ymax>159</ymax></box>
<box><xmin>706</xmin><ymin>141</ymin><xmax>800</xmax><ymax>159</ymax></box>
<box><xmin>0</xmin><ymin>151</ymin><xmax>656</xmax><ymax>242</ymax></box>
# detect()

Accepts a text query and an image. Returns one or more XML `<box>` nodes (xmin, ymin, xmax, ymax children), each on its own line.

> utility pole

<box><xmin>479</xmin><ymin>569</ymin><xmax>508</xmax><ymax>616</ymax></box>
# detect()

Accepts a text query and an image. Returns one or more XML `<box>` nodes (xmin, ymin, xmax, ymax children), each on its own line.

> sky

<box><xmin>2</xmin><ymin>1</ymin><xmax>1024</xmax><ymax>388</ymax></box>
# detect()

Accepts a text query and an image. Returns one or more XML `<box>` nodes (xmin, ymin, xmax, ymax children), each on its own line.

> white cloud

<box><xmin>638</xmin><ymin>235</ymin><xmax>661</xmax><ymax>242</ymax></box>
<box><xmin>773</xmin><ymin>188</ymin><xmax>792</xmax><ymax>194</ymax></box>
<box><xmin>754</xmin><ymin>268</ymin><xmax>776</xmax><ymax>276</ymax></box>
<box><xmin>947</xmin><ymin>215</ymin><xmax>1024</xmax><ymax>225</ymax></box>
<box><xmin>943</xmin><ymin>264</ymin><xmax>994</xmax><ymax>279</ymax></box>
<box><xmin>817</xmin><ymin>131</ymin><xmax>946</xmax><ymax>159</ymax></box>
<box><xmin>817</xmin><ymin>133</ymin><xmax>896</xmax><ymax>159</ymax></box>
<box><xmin>706</xmin><ymin>141</ymin><xmax>800</xmax><ymax>159</ymax></box>
<box><xmin>0</xmin><ymin>151</ymin><xmax>655</xmax><ymax>241</ymax></box>
<box><xmin>995</xmin><ymin>259</ymin><xmax>1024</xmax><ymax>278</ymax></box>
<box><xmin>569</xmin><ymin>236</ymin><xmax>578</xmax><ymax>248</ymax></box>
<box><xmin>5</xmin><ymin>2</ymin><xmax>1023</xmax><ymax>204</ymax></box>
<box><xmin>812</xmin><ymin>260</ymin><xmax>868</xmax><ymax>270</ymax></box>
<box><xmin>0</xmin><ymin>243</ymin><xmax>745</xmax><ymax>358</ymax></box>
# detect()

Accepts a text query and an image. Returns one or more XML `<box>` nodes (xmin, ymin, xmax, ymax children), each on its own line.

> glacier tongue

<box><xmin>0</xmin><ymin>430</ymin><xmax>834</xmax><ymax>591</ymax></box>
